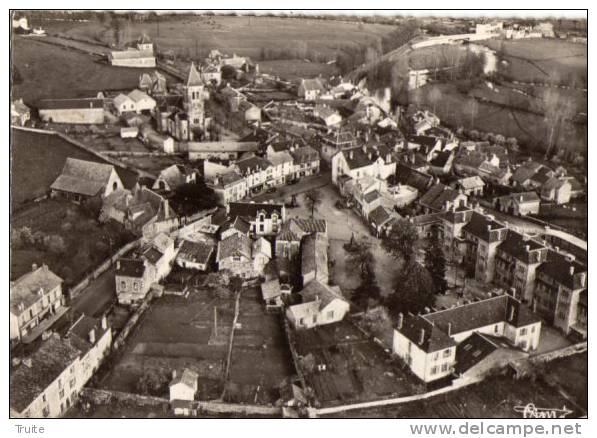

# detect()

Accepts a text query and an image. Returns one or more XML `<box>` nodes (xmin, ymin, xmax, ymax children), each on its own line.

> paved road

<box><xmin>70</xmin><ymin>268</ymin><xmax>117</xmax><ymax>318</ymax></box>
<box><xmin>251</xmin><ymin>171</ymin><xmax>331</xmax><ymax>203</ymax></box>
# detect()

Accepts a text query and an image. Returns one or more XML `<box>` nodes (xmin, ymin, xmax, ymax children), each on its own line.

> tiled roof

<box><xmin>301</xmin><ymin>233</ymin><xmax>328</xmax><ymax>279</ymax></box>
<box><xmin>289</xmin><ymin>218</ymin><xmax>327</xmax><ymax>235</ymax></box>
<box><xmin>506</xmin><ymin>192</ymin><xmax>540</xmax><ymax>204</ymax></box>
<box><xmin>186</xmin><ymin>62</ymin><xmax>204</xmax><ymax>87</ymax></box>
<box><xmin>50</xmin><ymin>158</ymin><xmax>115</xmax><ymax>197</ymax></box>
<box><xmin>455</xmin><ymin>332</ymin><xmax>502</xmax><ymax>375</ymax></box>
<box><xmin>341</xmin><ymin>145</ymin><xmax>393</xmax><ymax>170</ymax></box>
<box><xmin>37</xmin><ymin>98</ymin><xmax>104</xmax><ymax>110</ymax></box>
<box><xmin>497</xmin><ymin>231</ymin><xmax>545</xmax><ymax>264</ymax></box>
<box><xmin>116</xmin><ymin>258</ymin><xmax>145</xmax><ymax>278</ymax></box>
<box><xmin>299</xmin><ymin>279</ymin><xmax>346</xmax><ymax>310</ymax></box>
<box><xmin>228</xmin><ymin>202</ymin><xmax>284</xmax><ymax>220</ymax></box>
<box><xmin>177</xmin><ymin>240</ymin><xmax>214</xmax><ymax>265</ymax></box>
<box><xmin>261</xmin><ymin>278</ymin><xmax>281</xmax><ymax>300</ymax></box>
<box><xmin>217</xmin><ymin>234</ymin><xmax>252</xmax><ymax>261</ymax></box>
<box><xmin>10</xmin><ymin>265</ymin><xmax>62</xmax><ymax>315</ymax></box>
<box><xmin>394</xmin><ymin>163</ymin><xmax>433</xmax><ymax>193</ymax></box>
<box><xmin>110</xmin><ymin>49</ymin><xmax>155</xmax><ymax>60</ymax></box>
<box><xmin>10</xmin><ymin>335</ymin><xmax>81</xmax><ymax>413</ymax></box>
<box><xmin>363</xmin><ymin>190</ymin><xmax>381</xmax><ymax>204</ymax></box>
<box><xmin>300</xmin><ymin>78</ymin><xmax>325</xmax><ymax>92</ymax></box>
<box><xmin>462</xmin><ymin>211</ymin><xmax>506</xmax><ymax>242</ymax></box>
<box><xmin>368</xmin><ymin>205</ymin><xmax>392</xmax><ymax>228</ymax></box>
<box><xmin>511</xmin><ymin>161</ymin><xmax>542</xmax><ymax>184</ymax></box>
<box><xmin>458</xmin><ymin>176</ymin><xmax>485</xmax><ymax>190</ymax></box>
<box><xmin>187</xmin><ymin>141</ymin><xmax>259</xmax><ymax>153</ymax></box>
<box><xmin>128</xmin><ymin>89</ymin><xmax>154</xmax><ymax>103</ymax></box>
<box><xmin>537</xmin><ymin>250</ymin><xmax>587</xmax><ymax>290</ymax></box>
<box><xmin>268</xmin><ymin>151</ymin><xmax>293</xmax><ymax>167</ymax></box>
<box><xmin>418</xmin><ymin>184</ymin><xmax>463</xmax><ymax>212</ymax></box>
<box><xmin>66</xmin><ymin>314</ymin><xmax>109</xmax><ymax>355</ymax></box>
<box><xmin>290</xmin><ymin>145</ymin><xmax>319</xmax><ymax>165</ymax></box>
<box><xmin>170</xmin><ymin>368</ymin><xmax>198</xmax><ymax>389</ymax></box>
<box><xmin>234</xmin><ymin>155</ymin><xmax>272</xmax><ymax>175</ymax></box>
<box><xmin>424</xmin><ymin>295</ymin><xmax>540</xmax><ymax>334</ymax></box>
<box><xmin>398</xmin><ymin>313</ymin><xmax>456</xmax><ymax>353</ymax></box>
<box><xmin>429</xmin><ymin>150</ymin><xmax>453</xmax><ymax>168</ymax></box>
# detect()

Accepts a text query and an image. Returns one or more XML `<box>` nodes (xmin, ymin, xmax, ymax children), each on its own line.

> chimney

<box><xmin>88</xmin><ymin>328</ymin><xmax>96</xmax><ymax>344</ymax></box>
<box><xmin>101</xmin><ymin>315</ymin><xmax>108</xmax><ymax>330</ymax></box>
<box><xmin>508</xmin><ymin>305</ymin><xmax>515</xmax><ymax>322</ymax></box>
<box><xmin>116</xmin><ymin>260</ymin><xmax>121</xmax><ymax>270</ymax></box>
<box><xmin>172</xmin><ymin>370</ymin><xmax>177</xmax><ymax>379</ymax></box>
<box><xmin>397</xmin><ymin>313</ymin><xmax>404</xmax><ymax>329</ymax></box>
<box><xmin>32</xmin><ymin>263</ymin><xmax>38</xmax><ymax>272</ymax></box>
<box><xmin>569</xmin><ymin>265</ymin><xmax>575</xmax><ymax>275</ymax></box>
<box><xmin>447</xmin><ymin>322</ymin><xmax>452</xmax><ymax>336</ymax></box>
<box><xmin>418</xmin><ymin>328</ymin><xmax>425</xmax><ymax>346</ymax></box>
<box><xmin>349</xmin><ymin>150</ymin><xmax>354</xmax><ymax>160</ymax></box>
<box><xmin>525</xmin><ymin>244</ymin><xmax>530</xmax><ymax>252</ymax></box>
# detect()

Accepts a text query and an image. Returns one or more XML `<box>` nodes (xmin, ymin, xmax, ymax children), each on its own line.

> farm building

<box><xmin>109</xmin><ymin>35</ymin><xmax>156</xmax><ymax>68</ymax></box>
<box><xmin>128</xmin><ymin>89</ymin><xmax>156</xmax><ymax>113</ymax></box>
<box><xmin>38</xmin><ymin>98</ymin><xmax>105</xmax><ymax>124</ymax></box>
<box><xmin>175</xmin><ymin>240</ymin><xmax>214</xmax><ymax>271</ymax></box>
<box><xmin>113</xmin><ymin>94</ymin><xmax>137</xmax><ymax>115</ymax></box>
<box><xmin>50</xmin><ymin>158</ymin><xmax>123</xmax><ymax>202</ymax></box>
<box><xmin>169</xmin><ymin>368</ymin><xmax>199</xmax><ymax>402</ymax></box>
<box><xmin>187</xmin><ymin>141</ymin><xmax>259</xmax><ymax>161</ymax></box>
<box><xmin>11</xmin><ymin>99</ymin><xmax>30</xmax><ymax>126</ymax></box>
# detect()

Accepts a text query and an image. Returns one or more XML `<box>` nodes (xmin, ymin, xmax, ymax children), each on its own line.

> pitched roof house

<box><xmin>51</xmin><ymin>158</ymin><xmax>123</xmax><ymax>201</ymax></box>
<box><xmin>286</xmin><ymin>280</ymin><xmax>349</xmax><ymax>329</ymax></box>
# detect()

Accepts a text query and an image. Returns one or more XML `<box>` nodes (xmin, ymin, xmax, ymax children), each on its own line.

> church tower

<box><xmin>184</xmin><ymin>62</ymin><xmax>206</xmax><ymax>129</ymax></box>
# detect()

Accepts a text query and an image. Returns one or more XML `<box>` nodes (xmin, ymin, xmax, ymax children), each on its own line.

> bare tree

<box><xmin>304</xmin><ymin>189</ymin><xmax>323</xmax><ymax>218</ymax></box>
<box><xmin>427</xmin><ymin>87</ymin><xmax>443</xmax><ymax>114</ymax></box>
<box><xmin>543</xmin><ymin>89</ymin><xmax>577</xmax><ymax>157</ymax></box>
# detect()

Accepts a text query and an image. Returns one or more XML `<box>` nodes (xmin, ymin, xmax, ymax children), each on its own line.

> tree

<box><xmin>173</xmin><ymin>180</ymin><xmax>218</xmax><ymax>214</ymax></box>
<box><xmin>543</xmin><ymin>89</ymin><xmax>577</xmax><ymax>158</ymax></box>
<box><xmin>346</xmin><ymin>239</ymin><xmax>375</xmax><ymax>278</ymax></box>
<box><xmin>382</xmin><ymin>219</ymin><xmax>417</xmax><ymax>264</ymax></box>
<box><xmin>352</xmin><ymin>268</ymin><xmax>381</xmax><ymax>311</ymax></box>
<box><xmin>427</xmin><ymin>87</ymin><xmax>442</xmax><ymax>114</ymax></box>
<box><xmin>424</xmin><ymin>227</ymin><xmax>447</xmax><ymax>294</ymax></box>
<box><xmin>304</xmin><ymin>189</ymin><xmax>322</xmax><ymax>218</ymax></box>
<box><xmin>136</xmin><ymin>369</ymin><xmax>169</xmax><ymax>396</ymax></box>
<box><xmin>385</xmin><ymin>261</ymin><xmax>435</xmax><ymax>317</ymax></box>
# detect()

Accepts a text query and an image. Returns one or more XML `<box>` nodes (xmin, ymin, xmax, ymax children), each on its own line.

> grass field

<box><xmin>226</xmin><ymin>286</ymin><xmax>294</xmax><ymax>405</ymax></box>
<box><xmin>258</xmin><ymin>59</ymin><xmax>338</xmax><ymax>79</ymax></box>
<box><xmin>483</xmin><ymin>38</ymin><xmax>587</xmax><ymax>86</ymax></box>
<box><xmin>40</xmin><ymin>15</ymin><xmax>396</xmax><ymax>62</ymax></box>
<box><xmin>10</xmin><ymin>128</ymin><xmax>138</xmax><ymax>206</ymax></box>
<box><xmin>11</xmin><ymin>199</ymin><xmax>133</xmax><ymax>286</ymax></box>
<box><xmin>11</xmin><ymin>37</ymin><xmax>174</xmax><ymax>103</ymax></box>
<box><xmin>413</xmin><ymin>83</ymin><xmax>587</xmax><ymax>153</ymax></box>
<box><xmin>100</xmin><ymin>292</ymin><xmax>235</xmax><ymax>399</ymax></box>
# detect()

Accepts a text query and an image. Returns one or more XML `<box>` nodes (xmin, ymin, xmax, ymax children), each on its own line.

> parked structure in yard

<box><xmin>393</xmin><ymin>295</ymin><xmax>541</xmax><ymax>383</ymax></box>
<box><xmin>169</xmin><ymin>368</ymin><xmax>198</xmax><ymax>402</ymax></box>
<box><xmin>10</xmin><ymin>264</ymin><xmax>64</xmax><ymax>342</ymax></box>
<box><xmin>10</xmin><ymin>315</ymin><xmax>112</xmax><ymax>418</ymax></box>
<box><xmin>227</xmin><ymin>201</ymin><xmax>286</xmax><ymax>236</ymax></box>
<box><xmin>38</xmin><ymin>98</ymin><xmax>105</xmax><ymax>124</ymax></box>
<box><xmin>50</xmin><ymin>158</ymin><xmax>123</xmax><ymax>202</ymax></box>
<box><xmin>286</xmin><ymin>280</ymin><xmax>349</xmax><ymax>329</ymax></box>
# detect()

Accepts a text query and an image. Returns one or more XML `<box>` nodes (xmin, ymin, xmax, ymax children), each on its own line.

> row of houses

<box><xmin>206</xmin><ymin>144</ymin><xmax>320</xmax><ymax>205</ymax></box>
<box><xmin>442</xmin><ymin>203</ymin><xmax>587</xmax><ymax>339</ymax></box>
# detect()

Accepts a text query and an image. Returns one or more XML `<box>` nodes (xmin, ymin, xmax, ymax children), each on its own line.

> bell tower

<box><xmin>184</xmin><ymin>62</ymin><xmax>206</xmax><ymax>129</ymax></box>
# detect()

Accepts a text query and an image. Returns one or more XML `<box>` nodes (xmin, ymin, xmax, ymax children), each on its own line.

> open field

<box><xmin>324</xmin><ymin>374</ymin><xmax>585</xmax><ymax>418</ymax></box>
<box><xmin>99</xmin><ymin>291</ymin><xmax>235</xmax><ymax>399</ymax></box>
<box><xmin>483</xmin><ymin>38</ymin><xmax>587</xmax><ymax>86</ymax></box>
<box><xmin>226</xmin><ymin>286</ymin><xmax>294</xmax><ymax>405</ymax></box>
<box><xmin>413</xmin><ymin>83</ymin><xmax>587</xmax><ymax>153</ymax></box>
<box><xmin>292</xmin><ymin>321</ymin><xmax>421</xmax><ymax>406</ymax></box>
<box><xmin>546</xmin><ymin>352</ymin><xmax>587</xmax><ymax>410</ymax></box>
<box><xmin>11</xmin><ymin>37</ymin><xmax>175</xmax><ymax>103</ymax></box>
<box><xmin>258</xmin><ymin>60</ymin><xmax>338</xmax><ymax>79</ymax></box>
<box><xmin>41</xmin><ymin>15</ymin><xmax>396</xmax><ymax>62</ymax></box>
<box><xmin>10</xmin><ymin>128</ymin><xmax>138</xmax><ymax>206</ymax></box>
<box><xmin>11</xmin><ymin>199</ymin><xmax>133</xmax><ymax>286</ymax></box>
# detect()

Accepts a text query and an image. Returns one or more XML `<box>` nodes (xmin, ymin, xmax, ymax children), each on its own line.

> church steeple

<box><xmin>187</xmin><ymin>62</ymin><xmax>204</xmax><ymax>87</ymax></box>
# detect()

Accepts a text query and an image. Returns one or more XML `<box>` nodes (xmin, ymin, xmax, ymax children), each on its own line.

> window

<box><xmin>312</xmin><ymin>315</ymin><xmax>317</xmax><ymax>324</ymax></box>
<box><xmin>531</xmin><ymin>325</ymin><xmax>536</xmax><ymax>333</ymax></box>
<box><xmin>519</xmin><ymin>327</ymin><xmax>527</xmax><ymax>336</ymax></box>
<box><xmin>42</xmin><ymin>394</ymin><xmax>47</xmax><ymax>402</ymax></box>
<box><xmin>59</xmin><ymin>389</ymin><xmax>65</xmax><ymax>399</ymax></box>
<box><xmin>259</xmin><ymin>214</ymin><xmax>265</xmax><ymax>222</ymax></box>
<box><xmin>463</xmin><ymin>343</ymin><xmax>472</xmax><ymax>351</ymax></box>
<box><xmin>133</xmin><ymin>282</ymin><xmax>139</xmax><ymax>291</ymax></box>
<box><xmin>42</xmin><ymin>406</ymin><xmax>50</xmax><ymax>417</ymax></box>
<box><xmin>70</xmin><ymin>378</ymin><xmax>76</xmax><ymax>389</ymax></box>
<box><xmin>494</xmin><ymin>324</ymin><xmax>499</xmax><ymax>333</ymax></box>
<box><xmin>299</xmin><ymin>318</ymin><xmax>305</xmax><ymax>326</ymax></box>
<box><xmin>120</xmin><ymin>281</ymin><xmax>126</xmax><ymax>290</ymax></box>
<box><xmin>259</xmin><ymin>224</ymin><xmax>264</xmax><ymax>232</ymax></box>
<box><xmin>327</xmin><ymin>311</ymin><xmax>334</xmax><ymax>320</ymax></box>
<box><xmin>430</xmin><ymin>366</ymin><xmax>438</xmax><ymax>375</ymax></box>
<box><xmin>443</xmin><ymin>349</ymin><xmax>451</xmax><ymax>358</ymax></box>
<box><xmin>433</xmin><ymin>352</ymin><xmax>439</xmax><ymax>361</ymax></box>
<box><xmin>441</xmin><ymin>363</ymin><xmax>449</xmax><ymax>372</ymax></box>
